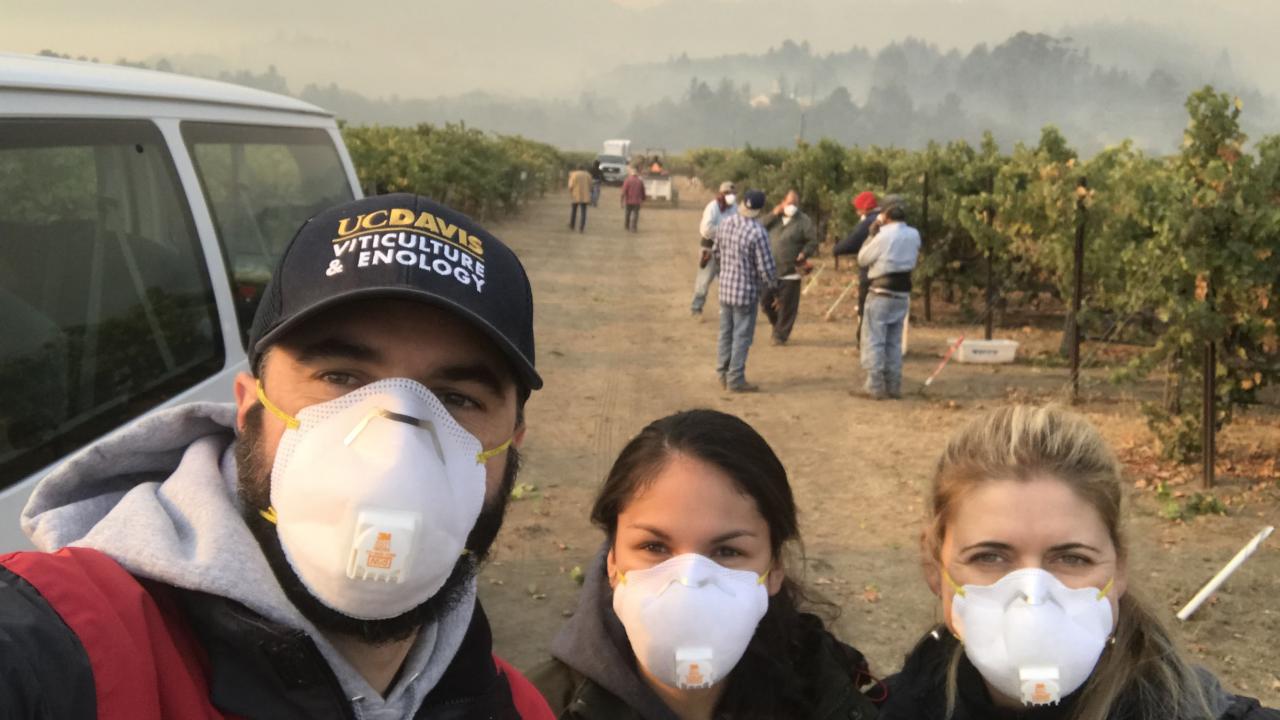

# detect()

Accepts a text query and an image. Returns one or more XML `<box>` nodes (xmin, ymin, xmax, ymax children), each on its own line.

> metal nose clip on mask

<box><xmin>255</xmin><ymin>378</ymin><xmax>511</xmax><ymax>620</ymax></box>
<box><xmin>612</xmin><ymin>553</ymin><xmax>770</xmax><ymax>691</ymax></box>
<box><xmin>946</xmin><ymin>567</ymin><xmax>1115</xmax><ymax>706</ymax></box>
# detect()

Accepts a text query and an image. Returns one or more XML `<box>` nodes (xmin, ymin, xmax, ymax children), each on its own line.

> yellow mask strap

<box><xmin>476</xmin><ymin>437</ymin><xmax>513</xmax><ymax>464</ymax></box>
<box><xmin>256</xmin><ymin>381</ymin><xmax>300</xmax><ymax>430</ymax></box>
<box><xmin>1097</xmin><ymin>577</ymin><xmax>1115</xmax><ymax>600</ymax></box>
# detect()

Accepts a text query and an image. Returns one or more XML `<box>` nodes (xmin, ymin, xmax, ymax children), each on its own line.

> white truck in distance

<box><xmin>602</xmin><ymin>138</ymin><xmax>630</xmax><ymax>158</ymax></box>
<box><xmin>596</xmin><ymin>138</ymin><xmax>632</xmax><ymax>185</ymax></box>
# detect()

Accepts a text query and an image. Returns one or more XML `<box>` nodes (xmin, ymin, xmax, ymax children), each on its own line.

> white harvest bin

<box><xmin>951</xmin><ymin>338</ymin><xmax>1019</xmax><ymax>364</ymax></box>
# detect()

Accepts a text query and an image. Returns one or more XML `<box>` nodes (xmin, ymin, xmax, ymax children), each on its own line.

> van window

<box><xmin>183</xmin><ymin>123</ymin><xmax>354</xmax><ymax>344</ymax></box>
<box><xmin>0</xmin><ymin>120</ymin><xmax>224</xmax><ymax>484</ymax></box>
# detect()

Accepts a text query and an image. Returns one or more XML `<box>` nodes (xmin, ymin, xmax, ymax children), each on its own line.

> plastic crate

<box><xmin>951</xmin><ymin>338</ymin><xmax>1019</xmax><ymax>364</ymax></box>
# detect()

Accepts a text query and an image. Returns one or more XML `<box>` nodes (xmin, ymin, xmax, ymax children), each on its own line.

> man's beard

<box><xmin>234</xmin><ymin>404</ymin><xmax>518</xmax><ymax>645</ymax></box>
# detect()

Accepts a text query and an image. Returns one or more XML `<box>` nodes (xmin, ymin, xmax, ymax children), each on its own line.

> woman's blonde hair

<box><xmin>926</xmin><ymin>404</ymin><xmax>1214</xmax><ymax>720</ymax></box>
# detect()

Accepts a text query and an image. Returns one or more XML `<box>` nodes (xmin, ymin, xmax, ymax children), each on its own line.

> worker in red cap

<box><xmin>832</xmin><ymin>191</ymin><xmax>882</xmax><ymax>345</ymax></box>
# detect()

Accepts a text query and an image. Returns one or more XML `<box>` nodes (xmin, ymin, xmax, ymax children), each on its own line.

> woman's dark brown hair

<box><xmin>591</xmin><ymin>408</ymin><xmax>840</xmax><ymax>719</ymax></box>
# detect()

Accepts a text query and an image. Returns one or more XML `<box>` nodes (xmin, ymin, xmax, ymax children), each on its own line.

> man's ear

<box><xmin>233</xmin><ymin>372</ymin><xmax>258</xmax><ymax>433</ymax></box>
<box><xmin>511</xmin><ymin>423</ymin><xmax>528</xmax><ymax>449</ymax></box>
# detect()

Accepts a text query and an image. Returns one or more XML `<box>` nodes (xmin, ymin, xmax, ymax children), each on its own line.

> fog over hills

<box><xmin>19</xmin><ymin>17</ymin><xmax>1277</xmax><ymax>155</ymax></box>
<box><xmin>191</xmin><ymin>25</ymin><xmax>1280</xmax><ymax>155</ymax></box>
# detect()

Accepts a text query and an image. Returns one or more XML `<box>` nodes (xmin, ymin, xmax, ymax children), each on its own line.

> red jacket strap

<box><xmin>1</xmin><ymin>547</ymin><xmax>229</xmax><ymax>720</ymax></box>
<box><xmin>494</xmin><ymin>655</ymin><xmax>555</xmax><ymax>720</ymax></box>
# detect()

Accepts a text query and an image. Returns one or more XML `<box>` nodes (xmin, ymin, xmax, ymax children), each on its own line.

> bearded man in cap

<box><xmin>690</xmin><ymin>180</ymin><xmax>738</xmax><ymax>318</ymax></box>
<box><xmin>0</xmin><ymin>194</ymin><xmax>554</xmax><ymax>719</ymax></box>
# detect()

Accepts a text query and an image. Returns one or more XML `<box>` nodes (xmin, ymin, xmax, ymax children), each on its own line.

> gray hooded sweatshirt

<box><xmin>20</xmin><ymin>402</ymin><xmax>476</xmax><ymax>720</ymax></box>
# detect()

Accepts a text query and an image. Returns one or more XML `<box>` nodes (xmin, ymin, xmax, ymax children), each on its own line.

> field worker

<box><xmin>589</xmin><ymin>159</ymin><xmax>604</xmax><ymax>207</ymax></box>
<box><xmin>0</xmin><ymin>194</ymin><xmax>555</xmax><ymax>719</ymax></box>
<box><xmin>690</xmin><ymin>180</ymin><xmax>737</xmax><ymax>319</ymax></box>
<box><xmin>569</xmin><ymin>164</ymin><xmax>593</xmax><ymax>232</ymax></box>
<box><xmin>760</xmin><ymin>189</ymin><xmax>819</xmax><ymax>345</ymax></box>
<box><xmin>881</xmin><ymin>405</ymin><xmax>1280</xmax><ymax>720</ymax></box>
<box><xmin>713</xmin><ymin>190</ymin><xmax>775</xmax><ymax>392</ymax></box>
<box><xmin>621</xmin><ymin>166</ymin><xmax>647</xmax><ymax>232</ymax></box>
<box><xmin>530</xmin><ymin>409</ymin><xmax>884</xmax><ymax>719</ymax></box>
<box><xmin>856</xmin><ymin>199</ymin><xmax>919</xmax><ymax>399</ymax></box>
<box><xmin>833</xmin><ymin>191</ymin><xmax>882</xmax><ymax>345</ymax></box>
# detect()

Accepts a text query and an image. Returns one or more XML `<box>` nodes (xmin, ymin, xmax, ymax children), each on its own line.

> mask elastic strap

<box><xmin>256</xmin><ymin>381</ymin><xmax>300</xmax><ymax>430</ymax></box>
<box><xmin>1097</xmin><ymin>577</ymin><xmax>1115</xmax><ymax>600</ymax></box>
<box><xmin>941</xmin><ymin>566</ymin><xmax>966</xmax><ymax>598</ymax></box>
<box><xmin>476</xmin><ymin>437</ymin><xmax>513</xmax><ymax>464</ymax></box>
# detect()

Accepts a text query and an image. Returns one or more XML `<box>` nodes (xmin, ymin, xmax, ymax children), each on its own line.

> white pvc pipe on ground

<box><xmin>801</xmin><ymin>263</ymin><xmax>826</xmax><ymax>296</ymax></box>
<box><xmin>823</xmin><ymin>277</ymin><xmax>858</xmax><ymax>321</ymax></box>
<box><xmin>1176</xmin><ymin>525</ymin><xmax>1274</xmax><ymax>621</ymax></box>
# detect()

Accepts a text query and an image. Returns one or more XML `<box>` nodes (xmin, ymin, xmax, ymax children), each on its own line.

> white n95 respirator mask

<box><xmin>947</xmin><ymin>567</ymin><xmax>1114</xmax><ymax>706</ymax></box>
<box><xmin>256</xmin><ymin>378</ymin><xmax>511</xmax><ymax>620</ymax></box>
<box><xmin>612</xmin><ymin>553</ymin><xmax>769</xmax><ymax>691</ymax></box>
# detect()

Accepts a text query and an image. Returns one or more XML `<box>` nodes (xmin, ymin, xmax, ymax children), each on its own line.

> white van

<box><xmin>0</xmin><ymin>54</ymin><xmax>363</xmax><ymax>550</ymax></box>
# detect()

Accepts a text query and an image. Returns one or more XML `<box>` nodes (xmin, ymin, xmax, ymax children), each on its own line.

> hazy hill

<box><xmin>43</xmin><ymin>23</ymin><xmax>1274</xmax><ymax>155</ymax></box>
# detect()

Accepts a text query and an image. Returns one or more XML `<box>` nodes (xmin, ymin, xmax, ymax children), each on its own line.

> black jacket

<box><xmin>0</xmin><ymin>550</ymin><xmax>529</xmax><ymax>720</ymax></box>
<box><xmin>879</xmin><ymin>627</ymin><xmax>1278</xmax><ymax>720</ymax></box>
<box><xmin>527</xmin><ymin>548</ymin><xmax>880</xmax><ymax>720</ymax></box>
<box><xmin>182</xmin><ymin>589</ymin><xmax>525</xmax><ymax>719</ymax></box>
<box><xmin>530</xmin><ymin>622</ymin><xmax>881</xmax><ymax>720</ymax></box>
<box><xmin>832</xmin><ymin>210</ymin><xmax>880</xmax><ymax>258</ymax></box>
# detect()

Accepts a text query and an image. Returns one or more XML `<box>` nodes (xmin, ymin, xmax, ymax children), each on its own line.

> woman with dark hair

<box><xmin>880</xmin><ymin>405</ymin><xmax>1278</xmax><ymax>720</ymax></box>
<box><xmin>529</xmin><ymin>409</ymin><xmax>882</xmax><ymax>720</ymax></box>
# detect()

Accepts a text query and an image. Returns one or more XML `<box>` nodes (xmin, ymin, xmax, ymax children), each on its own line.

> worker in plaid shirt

<box><xmin>712</xmin><ymin>189</ymin><xmax>776</xmax><ymax>392</ymax></box>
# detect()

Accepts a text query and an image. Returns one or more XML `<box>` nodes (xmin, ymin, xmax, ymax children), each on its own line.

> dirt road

<box><xmin>478</xmin><ymin>183</ymin><xmax>1280</xmax><ymax>704</ymax></box>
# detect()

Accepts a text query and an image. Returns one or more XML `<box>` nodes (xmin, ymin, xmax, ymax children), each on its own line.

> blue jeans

<box><xmin>860</xmin><ymin>292</ymin><xmax>910</xmax><ymax>396</ymax></box>
<box><xmin>590</xmin><ymin>179</ymin><xmax>601</xmax><ymax>206</ymax></box>
<box><xmin>716</xmin><ymin>302</ymin><xmax>757</xmax><ymax>388</ymax></box>
<box><xmin>691</xmin><ymin>254</ymin><xmax>720</xmax><ymax>314</ymax></box>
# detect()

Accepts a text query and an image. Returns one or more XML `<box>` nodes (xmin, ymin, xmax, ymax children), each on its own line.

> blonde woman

<box><xmin>880</xmin><ymin>405</ymin><xmax>1277</xmax><ymax>720</ymax></box>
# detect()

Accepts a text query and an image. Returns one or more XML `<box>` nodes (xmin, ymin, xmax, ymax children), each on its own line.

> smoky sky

<box><xmin>3</xmin><ymin>0</ymin><xmax>1277</xmax><ymax>100</ymax></box>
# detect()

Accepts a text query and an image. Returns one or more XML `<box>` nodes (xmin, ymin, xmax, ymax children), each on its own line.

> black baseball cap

<box><xmin>739</xmin><ymin>189</ymin><xmax>767</xmax><ymax>218</ymax></box>
<box><xmin>248</xmin><ymin>193</ymin><xmax>542</xmax><ymax>390</ymax></box>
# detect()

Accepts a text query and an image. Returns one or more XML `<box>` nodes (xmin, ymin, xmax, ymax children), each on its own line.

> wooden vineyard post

<box><xmin>1069</xmin><ymin>177</ymin><xmax>1088</xmax><ymax>404</ymax></box>
<box><xmin>985</xmin><ymin>247</ymin><xmax>995</xmax><ymax>340</ymax></box>
<box><xmin>983</xmin><ymin>177</ymin><xmax>996</xmax><ymax>342</ymax></box>
<box><xmin>921</xmin><ymin>170</ymin><xmax>932</xmax><ymax>322</ymax></box>
<box><xmin>1203</xmin><ymin>340</ymin><xmax>1216</xmax><ymax>489</ymax></box>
